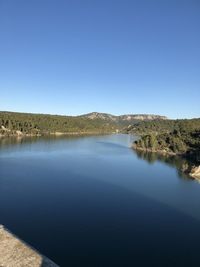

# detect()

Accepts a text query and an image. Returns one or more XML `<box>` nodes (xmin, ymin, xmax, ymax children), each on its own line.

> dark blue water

<box><xmin>1</xmin><ymin>134</ymin><xmax>200</xmax><ymax>267</ymax></box>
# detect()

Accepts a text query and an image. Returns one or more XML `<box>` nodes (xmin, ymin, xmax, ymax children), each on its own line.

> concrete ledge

<box><xmin>0</xmin><ymin>225</ymin><xmax>59</xmax><ymax>267</ymax></box>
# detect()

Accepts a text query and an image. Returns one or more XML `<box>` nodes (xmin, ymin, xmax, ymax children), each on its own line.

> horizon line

<box><xmin>0</xmin><ymin>109</ymin><xmax>199</xmax><ymax>120</ymax></box>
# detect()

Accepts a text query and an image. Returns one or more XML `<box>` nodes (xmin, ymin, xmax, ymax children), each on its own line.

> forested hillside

<box><xmin>0</xmin><ymin>111</ymin><xmax>117</xmax><ymax>136</ymax></box>
<box><xmin>126</xmin><ymin>118</ymin><xmax>200</xmax><ymax>135</ymax></box>
<box><xmin>132</xmin><ymin>119</ymin><xmax>200</xmax><ymax>164</ymax></box>
<box><xmin>0</xmin><ymin>111</ymin><xmax>168</xmax><ymax>136</ymax></box>
<box><xmin>130</xmin><ymin>118</ymin><xmax>200</xmax><ymax>178</ymax></box>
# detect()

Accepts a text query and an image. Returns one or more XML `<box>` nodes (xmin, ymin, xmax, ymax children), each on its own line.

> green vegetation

<box><xmin>0</xmin><ymin>111</ymin><xmax>169</xmax><ymax>137</ymax></box>
<box><xmin>131</xmin><ymin>119</ymin><xmax>200</xmax><ymax>164</ymax></box>
<box><xmin>0</xmin><ymin>111</ymin><xmax>117</xmax><ymax>136</ymax></box>
<box><xmin>126</xmin><ymin>118</ymin><xmax>200</xmax><ymax>135</ymax></box>
<box><xmin>130</xmin><ymin>118</ymin><xmax>200</xmax><ymax>178</ymax></box>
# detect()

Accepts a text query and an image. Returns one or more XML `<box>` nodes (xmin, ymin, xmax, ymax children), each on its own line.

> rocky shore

<box><xmin>189</xmin><ymin>166</ymin><xmax>200</xmax><ymax>179</ymax></box>
<box><xmin>0</xmin><ymin>225</ymin><xmax>59</xmax><ymax>267</ymax></box>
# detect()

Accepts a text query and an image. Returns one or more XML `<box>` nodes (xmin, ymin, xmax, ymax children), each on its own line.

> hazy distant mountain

<box><xmin>79</xmin><ymin>112</ymin><xmax>118</xmax><ymax>121</ymax></box>
<box><xmin>79</xmin><ymin>112</ymin><xmax>167</xmax><ymax>123</ymax></box>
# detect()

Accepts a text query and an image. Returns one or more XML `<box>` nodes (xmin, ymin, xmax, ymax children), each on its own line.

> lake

<box><xmin>0</xmin><ymin>134</ymin><xmax>200</xmax><ymax>267</ymax></box>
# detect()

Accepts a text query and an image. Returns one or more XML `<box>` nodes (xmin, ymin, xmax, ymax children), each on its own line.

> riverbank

<box><xmin>132</xmin><ymin>143</ymin><xmax>177</xmax><ymax>156</ymax></box>
<box><xmin>0</xmin><ymin>130</ymin><xmax>115</xmax><ymax>138</ymax></box>
<box><xmin>133</xmin><ymin>144</ymin><xmax>200</xmax><ymax>180</ymax></box>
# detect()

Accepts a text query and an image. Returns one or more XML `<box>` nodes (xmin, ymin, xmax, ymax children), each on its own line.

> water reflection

<box><xmin>0</xmin><ymin>136</ymin><xmax>38</xmax><ymax>150</ymax></box>
<box><xmin>134</xmin><ymin>149</ymin><xmax>196</xmax><ymax>181</ymax></box>
<box><xmin>0</xmin><ymin>135</ymin><xmax>95</xmax><ymax>154</ymax></box>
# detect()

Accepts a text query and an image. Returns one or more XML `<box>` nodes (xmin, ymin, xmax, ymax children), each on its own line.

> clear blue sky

<box><xmin>0</xmin><ymin>0</ymin><xmax>199</xmax><ymax>119</ymax></box>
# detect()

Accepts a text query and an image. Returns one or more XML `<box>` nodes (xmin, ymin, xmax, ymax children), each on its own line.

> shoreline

<box><xmin>132</xmin><ymin>144</ymin><xmax>200</xmax><ymax>180</ymax></box>
<box><xmin>132</xmin><ymin>143</ymin><xmax>178</xmax><ymax>156</ymax></box>
<box><xmin>0</xmin><ymin>225</ymin><xmax>59</xmax><ymax>267</ymax></box>
<box><xmin>0</xmin><ymin>131</ymin><xmax>115</xmax><ymax>138</ymax></box>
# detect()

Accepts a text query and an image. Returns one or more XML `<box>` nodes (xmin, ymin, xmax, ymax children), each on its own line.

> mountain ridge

<box><xmin>79</xmin><ymin>112</ymin><xmax>168</xmax><ymax>122</ymax></box>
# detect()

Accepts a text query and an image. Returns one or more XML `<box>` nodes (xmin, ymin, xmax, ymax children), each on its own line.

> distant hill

<box><xmin>79</xmin><ymin>112</ymin><xmax>118</xmax><ymax>121</ymax></box>
<box><xmin>79</xmin><ymin>112</ymin><xmax>167</xmax><ymax>125</ymax></box>
<box><xmin>0</xmin><ymin>111</ymin><xmax>168</xmax><ymax>136</ymax></box>
<box><xmin>0</xmin><ymin>111</ymin><xmax>116</xmax><ymax>136</ymax></box>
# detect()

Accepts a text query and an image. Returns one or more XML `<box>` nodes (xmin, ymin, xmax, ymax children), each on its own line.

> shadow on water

<box><xmin>134</xmin><ymin>149</ymin><xmax>196</xmax><ymax>181</ymax></box>
<box><xmin>15</xmin><ymin>172</ymin><xmax>200</xmax><ymax>267</ymax></box>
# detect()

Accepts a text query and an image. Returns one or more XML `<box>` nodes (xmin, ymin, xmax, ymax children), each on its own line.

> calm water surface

<box><xmin>0</xmin><ymin>134</ymin><xmax>200</xmax><ymax>266</ymax></box>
